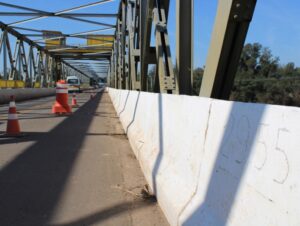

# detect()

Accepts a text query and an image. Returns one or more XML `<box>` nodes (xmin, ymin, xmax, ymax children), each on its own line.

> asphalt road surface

<box><xmin>0</xmin><ymin>89</ymin><xmax>168</xmax><ymax>226</ymax></box>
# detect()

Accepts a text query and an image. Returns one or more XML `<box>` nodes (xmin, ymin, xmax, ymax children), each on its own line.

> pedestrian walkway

<box><xmin>0</xmin><ymin>90</ymin><xmax>168</xmax><ymax>226</ymax></box>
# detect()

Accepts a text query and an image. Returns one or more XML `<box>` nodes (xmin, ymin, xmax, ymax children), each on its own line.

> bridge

<box><xmin>0</xmin><ymin>1</ymin><xmax>299</xmax><ymax>226</ymax></box>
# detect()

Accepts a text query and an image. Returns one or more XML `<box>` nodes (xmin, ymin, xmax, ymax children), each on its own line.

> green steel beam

<box><xmin>200</xmin><ymin>0</ymin><xmax>257</xmax><ymax>99</ymax></box>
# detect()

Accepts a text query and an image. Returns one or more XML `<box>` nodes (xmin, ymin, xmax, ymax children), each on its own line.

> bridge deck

<box><xmin>0</xmin><ymin>90</ymin><xmax>168</xmax><ymax>226</ymax></box>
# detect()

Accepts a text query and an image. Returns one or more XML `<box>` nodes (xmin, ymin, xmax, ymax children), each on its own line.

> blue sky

<box><xmin>177</xmin><ymin>0</ymin><xmax>300</xmax><ymax>67</ymax></box>
<box><xmin>1</xmin><ymin>0</ymin><xmax>300</xmax><ymax>69</ymax></box>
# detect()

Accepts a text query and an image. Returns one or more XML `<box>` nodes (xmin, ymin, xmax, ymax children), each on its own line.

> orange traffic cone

<box><xmin>6</xmin><ymin>95</ymin><xmax>21</xmax><ymax>136</ymax></box>
<box><xmin>71</xmin><ymin>94</ymin><xmax>78</xmax><ymax>107</ymax></box>
<box><xmin>52</xmin><ymin>80</ymin><xmax>72</xmax><ymax>114</ymax></box>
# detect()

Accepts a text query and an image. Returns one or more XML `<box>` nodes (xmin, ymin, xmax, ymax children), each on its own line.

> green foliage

<box><xmin>147</xmin><ymin>65</ymin><xmax>204</xmax><ymax>95</ymax></box>
<box><xmin>147</xmin><ymin>43</ymin><xmax>300</xmax><ymax>107</ymax></box>
<box><xmin>192</xmin><ymin>67</ymin><xmax>204</xmax><ymax>95</ymax></box>
<box><xmin>231</xmin><ymin>43</ymin><xmax>300</xmax><ymax>107</ymax></box>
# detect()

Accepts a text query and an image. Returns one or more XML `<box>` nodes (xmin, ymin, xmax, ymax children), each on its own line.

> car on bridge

<box><xmin>67</xmin><ymin>76</ymin><xmax>82</xmax><ymax>93</ymax></box>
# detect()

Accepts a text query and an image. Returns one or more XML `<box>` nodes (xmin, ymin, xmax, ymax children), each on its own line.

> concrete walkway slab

<box><xmin>0</xmin><ymin>90</ymin><xmax>168</xmax><ymax>226</ymax></box>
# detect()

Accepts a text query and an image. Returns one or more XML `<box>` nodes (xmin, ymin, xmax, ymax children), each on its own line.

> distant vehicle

<box><xmin>66</xmin><ymin>76</ymin><xmax>81</xmax><ymax>93</ymax></box>
<box><xmin>89</xmin><ymin>78</ymin><xmax>97</xmax><ymax>88</ymax></box>
<box><xmin>98</xmin><ymin>82</ymin><xmax>106</xmax><ymax>88</ymax></box>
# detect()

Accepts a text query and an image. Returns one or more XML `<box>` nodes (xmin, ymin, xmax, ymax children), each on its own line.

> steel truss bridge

<box><xmin>2</xmin><ymin>2</ymin><xmax>300</xmax><ymax>226</ymax></box>
<box><xmin>0</xmin><ymin>0</ymin><xmax>257</xmax><ymax>99</ymax></box>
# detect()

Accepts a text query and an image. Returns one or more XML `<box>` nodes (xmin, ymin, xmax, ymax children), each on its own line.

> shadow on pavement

<box><xmin>0</xmin><ymin>91</ymin><xmax>107</xmax><ymax>225</ymax></box>
<box><xmin>0</xmin><ymin>131</ymin><xmax>59</xmax><ymax>145</ymax></box>
<box><xmin>49</xmin><ymin>200</ymin><xmax>155</xmax><ymax>226</ymax></box>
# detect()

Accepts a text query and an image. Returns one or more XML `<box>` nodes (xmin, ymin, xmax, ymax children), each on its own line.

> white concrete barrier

<box><xmin>108</xmin><ymin>88</ymin><xmax>300</xmax><ymax>226</ymax></box>
<box><xmin>0</xmin><ymin>88</ymin><xmax>55</xmax><ymax>105</ymax></box>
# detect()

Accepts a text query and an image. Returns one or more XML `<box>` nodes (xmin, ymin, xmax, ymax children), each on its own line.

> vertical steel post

<box><xmin>28</xmin><ymin>46</ymin><xmax>33</xmax><ymax>85</ymax></box>
<box><xmin>140</xmin><ymin>0</ymin><xmax>155</xmax><ymax>91</ymax></box>
<box><xmin>3</xmin><ymin>32</ymin><xmax>7</xmax><ymax>80</ymax></box>
<box><xmin>127</xmin><ymin>0</ymin><xmax>140</xmax><ymax>90</ymax></box>
<box><xmin>114</xmin><ymin>39</ymin><xmax>118</xmax><ymax>88</ymax></box>
<box><xmin>199</xmin><ymin>0</ymin><xmax>257</xmax><ymax>99</ymax></box>
<box><xmin>109</xmin><ymin>53</ymin><xmax>112</xmax><ymax>87</ymax></box>
<box><xmin>11</xmin><ymin>40</ymin><xmax>19</xmax><ymax>80</ymax></box>
<box><xmin>55</xmin><ymin>58</ymin><xmax>62</xmax><ymax>81</ymax></box>
<box><xmin>18</xmin><ymin>45</ymin><xmax>22</xmax><ymax>80</ymax></box>
<box><xmin>121</xmin><ymin>1</ymin><xmax>127</xmax><ymax>89</ymax></box>
<box><xmin>117</xmin><ymin>19</ymin><xmax>122</xmax><ymax>88</ymax></box>
<box><xmin>176</xmin><ymin>0</ymin><xmax>193</xmax><ymax>95</ymax></box>
<box><xmin>152</xmin><ymin>0</ymin><xmax>178</xmax><ymax>94</ymax></box>
<box><xmin>19</xmin><ymin>40</ymin><xmax>29</xmax><ymax>84</ymax></box>
<box><xmin>45</xmin><ymin>55</ymin><xmax>49</xmax><ymax>87</ymax></box>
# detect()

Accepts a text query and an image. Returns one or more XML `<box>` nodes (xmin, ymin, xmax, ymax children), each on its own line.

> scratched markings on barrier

<box><xmin>253</xmin><ymin>141</ymin><xmax>267</xmax><ymax>171</ymax></box>
<box><xmin>273</xmin><ymin>128</ymin><xmax>290</xmax><ymax>184</ymax></box>
<box><xmin>219</xmin><ymin>113</ymin><xmax>290</xmax><ymax>186</ymax></box>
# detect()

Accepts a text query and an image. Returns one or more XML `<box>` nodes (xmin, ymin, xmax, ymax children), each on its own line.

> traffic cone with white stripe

<box><xmin>71</xmin><ymin>94</ymin><xmax>78</xmax><ymax>107</ymax></box>
<box><xmin>52</xmin><ymin>80</ymin><xmax>72</xmax><ymax>114</ymax></box>
<box><xmin>6</xmin><ymin>95</ymin><xmax>21</xmax><ymax>136</ymax></box>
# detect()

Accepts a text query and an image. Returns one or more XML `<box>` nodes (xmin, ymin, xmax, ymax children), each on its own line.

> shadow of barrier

<box><xmin>108</xmin><ymin>88</ymin><xmax>300</xmax><ymax>226</ymax></box>
<box><xmin>50</xmin><ymin>200</ymin><xmax>155</xmax><ymax>226</ymax></box>
<box><xmin>0</xmin><ymin>91</ymin><xmax>103</xmax><ymax>225</ymax></box>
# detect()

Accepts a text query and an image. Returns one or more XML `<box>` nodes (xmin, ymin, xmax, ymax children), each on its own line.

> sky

<box><xmin>173</xmin><ymin>0</ymin><xmax>300</xmax><ymax>67</ymax></box>
<box><xmin>0</xmin><ymin>0</ymin><xmax>300</xmax><ymax>71</ymax></box>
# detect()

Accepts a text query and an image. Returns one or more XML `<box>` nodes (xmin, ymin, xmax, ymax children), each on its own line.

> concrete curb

<box><xmin>0</xmin><ymin>88</ymin><xmax>56</xmax><ymax>105</ymax></box>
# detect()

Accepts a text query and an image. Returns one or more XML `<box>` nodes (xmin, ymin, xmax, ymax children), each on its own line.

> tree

<box><xmin>231</xmin><ymin>42</ymin><xmax>300</xmax><ymax>107</ymax></box>
<box><xmin>239</xmin><ymin>42</ymin><xmax>262</xmax><ymax>76</ymax></box>
<box><xmin>259</xmin><ymin>47</ymin><xmax>279</xmax><ymax>77</ymax></box>
<box><xmin>283</xmin><ymin>62</ymin><xmax>296</xmax><ymax>76</ymax></box>
<box><xmin>192</xmin><ymin>67</ymin><xmax>204</xmax><ymax>95</ymax></box>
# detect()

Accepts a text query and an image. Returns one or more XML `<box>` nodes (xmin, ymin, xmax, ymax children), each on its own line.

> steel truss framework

<box><xmin>0</xmin><ymin>0</ymin><xmax>116</xmax><ymax>87</ymax></box>
<box><xmin>109</xmin><ymin>0</ymin><xmax>257</xmax><ymax>99</ymax></box>
<box><xmin>0</xmin><ymin>0</ymin><xmax>257</xmax><ymax>99</ymax></box>
<box><xmin>110</xmin><ymin>0</ymin><xmax>179</xmax><ymax>94</ymax></box>
<box><xmin>0</xmin><ymin>27</ymin><xmax>90</xmax><ymax>87</ymax></box>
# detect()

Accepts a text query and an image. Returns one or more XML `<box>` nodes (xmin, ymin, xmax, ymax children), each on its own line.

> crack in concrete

<box><xmin>176</xmin><ymin>100</ymin><xmax>213</xmax><ymax>226</ymax></box>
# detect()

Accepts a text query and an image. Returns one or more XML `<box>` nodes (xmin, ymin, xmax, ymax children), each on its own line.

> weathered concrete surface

<box><xmin>0</xmin><ymin>88</ymin><xmax>56</xmax><ymax>105</ymax></box>
<box><xmin>0</xmin><ymin>90</ymin><xmax>168</xmax><ymax>226</ymax></box>
<box><xmin>108</xmin><ymin>88</ymin><xmax>300</xmax><ymax>226</ymax></box>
